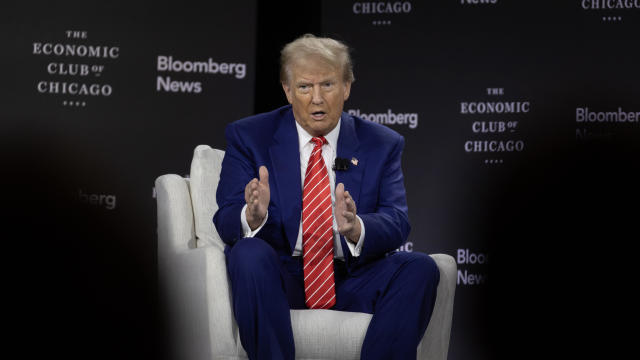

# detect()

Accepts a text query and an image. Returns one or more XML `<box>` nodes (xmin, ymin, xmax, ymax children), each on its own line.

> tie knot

<box><xmin>311</xmin><ymin>136</ymin><xmax>327</xmax><ymax>148</ymax></box>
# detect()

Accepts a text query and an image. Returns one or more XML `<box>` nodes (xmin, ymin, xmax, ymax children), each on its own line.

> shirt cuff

<box><xmin>240</xmin><ymin>204</ymin><xmax>268</xmax><ymax>238</ymax></box>
<box><xmin>345</xmin><ymin>215</ymin><xmax>365</xmax><ymax>257</ymax></box>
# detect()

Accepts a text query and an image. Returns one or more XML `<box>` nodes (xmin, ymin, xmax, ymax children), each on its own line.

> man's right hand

<box><xmin>244</xmin><ymin>165</ymin><xmax>270</xmax><ymax>231</ymax></box>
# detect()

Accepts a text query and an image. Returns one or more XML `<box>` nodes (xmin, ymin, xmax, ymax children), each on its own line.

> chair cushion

<box><xmin>233</xmin><ymin>309</ymin><xmax>372</xmax><ymax>360</ymax></box>
<box><xmin>290</xmin><ymin>309</ymin><xmax>372</xmax><ymax>360</ymax></box>
<box><xmin>189</xmin><ymin>145</ymin><xmax>226</xmax><ymax>250</ymax></box>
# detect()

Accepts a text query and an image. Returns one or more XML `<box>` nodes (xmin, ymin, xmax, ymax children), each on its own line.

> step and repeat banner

<box><xmin>321</xmin><ymin>1</ymin><xmax>639</xmax><ymax>359</ymax></box>
<box><xmin>2</xmin><ymin>1</ymin><xmax>256</xmax><ymax>358</ymax></box>
<box><xmin>5</xmin><ymin>3</ymin><xmax>255</xmax><ymax>220</ymax></box>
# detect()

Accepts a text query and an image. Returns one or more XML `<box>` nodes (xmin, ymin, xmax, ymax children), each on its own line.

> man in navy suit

<box><xmin>213</xmin><ymin>34</ymin><xmax>439</xmax><ymax>359</ymax></box>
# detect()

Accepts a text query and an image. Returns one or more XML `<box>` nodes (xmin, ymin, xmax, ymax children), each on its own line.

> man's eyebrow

<box><xmin>297</xmin><ymin>77</ymin><xmax>335</xmax><ymax>85</ymax></box>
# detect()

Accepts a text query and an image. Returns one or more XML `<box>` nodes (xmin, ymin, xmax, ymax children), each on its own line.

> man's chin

<box><xmin>294</xmin><ymin>116</ymin><xmax>338</xmax><ymax>136</ymax></box>
<box><xmin>312</xmin><ymin>122</ymin><xmax>338</xmax><ymax>136</ymax></box>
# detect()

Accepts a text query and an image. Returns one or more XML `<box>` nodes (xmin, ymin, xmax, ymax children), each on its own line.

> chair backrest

<box><xmin>189</xmin><ymin>145</ymin><xmax>226</xmax><ymax>250</ymax></box>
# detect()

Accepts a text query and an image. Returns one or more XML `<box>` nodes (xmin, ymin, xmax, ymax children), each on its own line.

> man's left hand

<box><xmin>336</xmin><ymin>183</ymin><xmax>361</xmax><ymax>244</ymax></box>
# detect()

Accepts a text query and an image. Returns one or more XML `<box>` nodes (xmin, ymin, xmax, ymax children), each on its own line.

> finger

<box><xmin>344</xmin><ymin>191</ymin><xmax>356</xmax><ymax>206</ymax></box>
<box><xmin>342</xmin><ymin>189</ymin><xmax>353</xmax><ymax>204</ymax></box>
<box><xmin>338</xmin><ymin>221</ymin><xmax>353</xmax><ymax>234</ymax></box>
<box><xmin>246</xmin><ymin>179</ymin><xmax>258</xmax><ymax>193</ymax></box>
<box><xmin>247</xmin><ymin>198</ymin><xmax>257</xmax><ymax>214</ymax></box>
<box><xmin>345</xmin><ymin>197</ymin><xmax>356</xmax><ymax>212</ymax></box>
<box><xmin>336</xmin><ymin>182</ymin><xmax>344</xmax><ymax>198</ymax></box>
<box><xmin>259</xmin><ymin>166</ymin><xmax>269</xmax><ymax>186</ymax></box>
<box><xmin>247</xmin><ymin>187</ymin><xmax>258</xmax><ymax>205</ymax></box>
<box><xmin>342</xmin><ymin>211</ymin><xmax>355</xmax><ymax>222</ymax></box>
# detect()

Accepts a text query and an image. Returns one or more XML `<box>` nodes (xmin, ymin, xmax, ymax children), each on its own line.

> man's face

<box><xmin>282</xmin><ymin>56</ymin><xmax>351</xmax><ymax>137</ymax></box>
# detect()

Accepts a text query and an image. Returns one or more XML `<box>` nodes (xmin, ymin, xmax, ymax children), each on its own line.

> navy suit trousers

<box><xmin>225</xmin><ymin>237</ymin><xmax>440</xmax><ymax>360</ymax></box>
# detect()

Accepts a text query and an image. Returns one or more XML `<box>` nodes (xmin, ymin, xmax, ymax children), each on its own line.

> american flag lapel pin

<box><xmin>351</xmin><ymin>157</ymin><xmax>358</xmax><ymax>166</ymax></box>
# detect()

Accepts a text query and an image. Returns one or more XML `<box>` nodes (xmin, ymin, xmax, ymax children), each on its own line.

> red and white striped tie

<box><xmin>302</xmin><ymin>136</ymin><xmax>336</xmax><ymax>309</ymax></box>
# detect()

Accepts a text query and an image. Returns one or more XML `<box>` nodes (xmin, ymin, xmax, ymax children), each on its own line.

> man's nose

<box><xmin>311</xmin><ymin>85</ymin><xmax>323</xmax><ymax>104</ymax></box>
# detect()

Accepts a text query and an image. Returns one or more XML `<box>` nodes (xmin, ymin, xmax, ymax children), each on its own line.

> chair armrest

<box><xmin>156</xmin><ymin>174</ymin><xmax>240</xmax><ymax>358</ymax></box>
<box><xmin>418</xmin><ymin>254</ymin><xmax>457</xmax><ymax>360</ymax></box>
<box><xmin>159</xmin><ymin>245</ymin><xmax>239</xmax><ymax>360</ymax></box>
<box><xmin>155</xmin><ymin>174</ymin><xmax>196</xmax><ymax>257</ymax></box>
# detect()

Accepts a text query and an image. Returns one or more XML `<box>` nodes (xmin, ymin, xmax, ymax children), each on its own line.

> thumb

<box><xmin>259</xmin><ymin>166</ymin><xmax>269</xmax><ymax>185</ymax></box>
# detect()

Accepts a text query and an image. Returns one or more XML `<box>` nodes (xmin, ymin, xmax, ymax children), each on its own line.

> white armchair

<box><xmin>156</xmin><ymin>145</ymin><xmax>456</xmax><ymax>360</ymax></box>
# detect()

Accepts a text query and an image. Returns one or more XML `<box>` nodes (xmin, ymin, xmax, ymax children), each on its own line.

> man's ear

<box><xmin>343</xmin><ymin>81</ymin><xmax>352</xmax><ymax>101</ymax></box>
<box><xmin>282</xmin><ymin>82</ymin><xmax>293</xmax><ymax>104</ymax></box>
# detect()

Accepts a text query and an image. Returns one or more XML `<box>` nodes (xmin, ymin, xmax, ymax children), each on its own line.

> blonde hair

<box><xmin>280</xmin><ymin>34</ymin><xmax>355</xmax><ymax>85</ymax></box>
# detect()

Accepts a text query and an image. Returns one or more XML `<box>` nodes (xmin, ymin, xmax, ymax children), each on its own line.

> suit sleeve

<box><xmin>213</xmin><ymin>123</ymin><xmax>257</xmax><ymax>246</ymax></box>
<box><xmin>355</xmin><ymin>136</ymin><xmax>410</xmax><ymax>265</ymax></box>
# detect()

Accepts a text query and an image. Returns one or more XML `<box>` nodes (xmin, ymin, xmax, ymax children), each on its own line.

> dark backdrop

<box><xmin>2</xmin><ymin>1</ymin><xmax>638</xmax><ymax>359</ymax></box>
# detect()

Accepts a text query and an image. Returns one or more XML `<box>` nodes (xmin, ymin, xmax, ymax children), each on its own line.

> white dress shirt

<box><xmin>240</xmin><ymin>118</ymin><xmax>365</xmax><ymax>259</ymax></box>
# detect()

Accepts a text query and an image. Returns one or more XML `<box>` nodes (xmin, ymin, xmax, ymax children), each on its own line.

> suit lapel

<box><xmin>335</xmin><ymin>113</ymin><xmax>365</xmax><ymax>269</ymax></box>
<box><xmin>269</xmin><ymin>109</ymin><xmax>302</xmax><ymax>253</ymax></box>
<box><xmin>335</xmin><ymin>112</ymin><xmax>364</xmax><ymax>209</ymax></box>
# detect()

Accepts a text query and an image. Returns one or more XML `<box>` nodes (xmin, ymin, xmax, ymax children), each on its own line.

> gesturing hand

<box><xmin>244</xmin><ymin>166</ymin><xmax>270</xmax><ymax>230</ymax></box>
<box><xmin>335</xmin><ymin>183</ymin><xmax>361</xmax><ymax>244</ymax></box>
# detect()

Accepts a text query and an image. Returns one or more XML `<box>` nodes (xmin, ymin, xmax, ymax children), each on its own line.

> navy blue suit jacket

<box><xmin>213</xmin><ymin>105</ymin><xmax>410</xmax><ymax>272</ymax></box>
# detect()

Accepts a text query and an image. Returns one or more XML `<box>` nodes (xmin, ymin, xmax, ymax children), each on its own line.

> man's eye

<box><xmin>322</xmin><ymin>82</ymin><xmax>333</xmax><ymax>88</ymax></box>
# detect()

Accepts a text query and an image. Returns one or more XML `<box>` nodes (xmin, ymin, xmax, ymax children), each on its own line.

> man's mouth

<box><xmin>311</xmin><ymin>111</ymin><xmax>326</xmax><ymax>120</ymax></box>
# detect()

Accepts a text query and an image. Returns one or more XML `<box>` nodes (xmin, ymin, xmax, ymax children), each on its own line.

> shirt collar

<box><xmin>295</xmin><ymin>117</ymin><xmax>341</xmax><ymax>152</ymax></box>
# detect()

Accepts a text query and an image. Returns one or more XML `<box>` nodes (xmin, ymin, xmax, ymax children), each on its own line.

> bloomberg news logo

<box><xmin>456</xmin><ymin>249</ymin><xmax>488</xmax><ymax>286</ymax></box>
<box><xmin>348</xmin><ymin>109</ymin><xmax>419</xmax><ymax>129</ymax></box>
<box><xmin>76</xmin><ymin>189</ymin><xmax>116</xmax><ymax>210</ymax></box>
<box><xmin>156</xmin><ymin>55</ymin><xmax>247</xmax><ymax>94</ymax></box>
<box><xmin>576</xmin><ymin>106</ymin><xmax>639</xmax><ymax>142</ymax></box>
